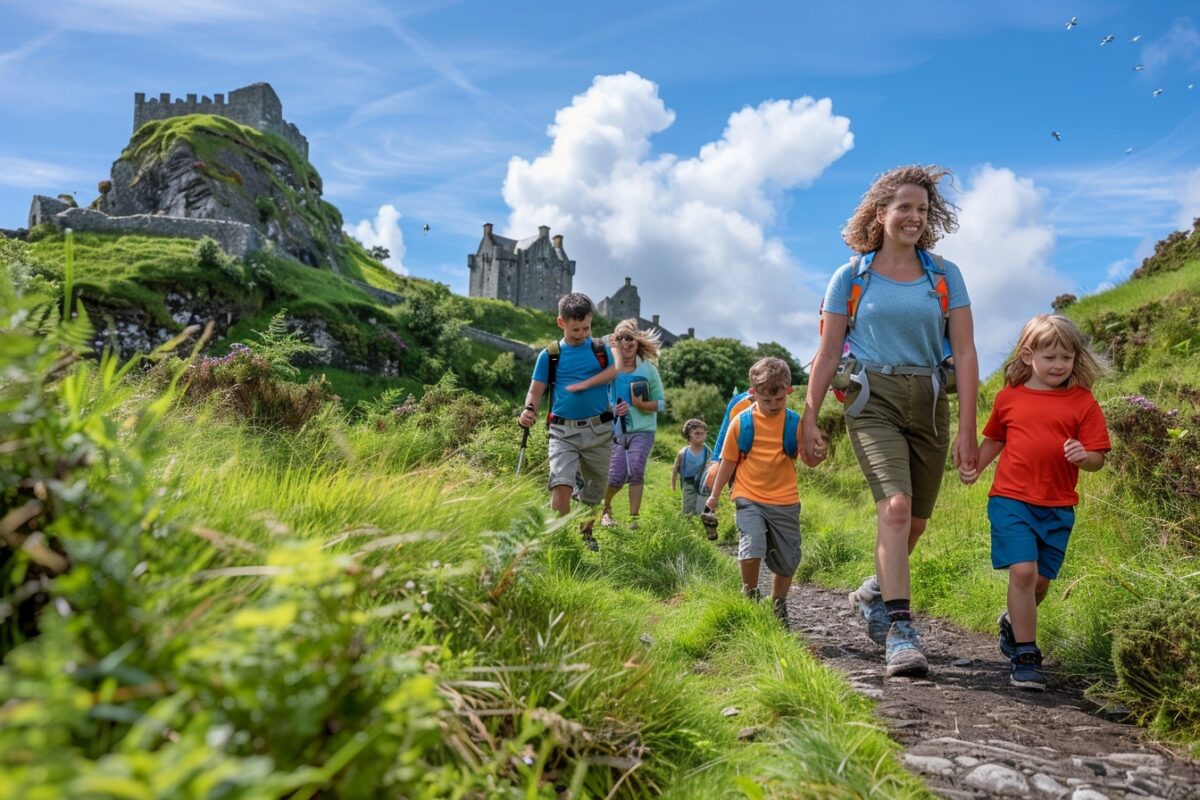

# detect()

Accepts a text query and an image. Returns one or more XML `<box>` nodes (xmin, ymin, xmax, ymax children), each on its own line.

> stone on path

<box><xmin>964</xmin><ymin>763</ymin><xmax>1029</xmax><ymax>796</ymax></box>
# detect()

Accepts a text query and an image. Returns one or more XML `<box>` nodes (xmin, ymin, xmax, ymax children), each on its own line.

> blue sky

<box><xmin>2</xmin><ymin>0</ymin><xmax>1198</xmax><ymax>373</ymax></box>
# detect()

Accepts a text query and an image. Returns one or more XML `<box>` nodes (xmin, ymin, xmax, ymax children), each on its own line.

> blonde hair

<box><xmin>748</xmin><ymin>357</ymin><xmax>792</xmax><ymax>393</ymax></box>
<box><xmin>612</xmin><ymin>318</ymin><xmax>662</xmax><ymax>363</ymax></box>
<box><xmin>682</xmin><ymin>418</ymin><xmax>708</xmax><ymax>438</ymax></box>
<box><xmin>1002</xmin><ymin>314</ymin><xmax>1108</xmax><ymax>389</ymax></box>
<box><xmin>842</xmin><ymin>164</ymin><xmax>959</xmax><ymax>253</ymax></box>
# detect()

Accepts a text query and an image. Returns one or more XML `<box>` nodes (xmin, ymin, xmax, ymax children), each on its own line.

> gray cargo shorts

<box><xmin>547</xmin><ymin>419</ymin><xmax>612</xmax><ymax>506</ymax></box>
<box><xmin>735</xmin><ymin>497</ymin><xmax>802</xmax><ymax>577</ymax></box>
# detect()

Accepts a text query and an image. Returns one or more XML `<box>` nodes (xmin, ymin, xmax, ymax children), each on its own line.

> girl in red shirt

<box><xmin>958</xmin><ymin>314</ymin><xmax>1110</xmax><ymax>691</ymax></box>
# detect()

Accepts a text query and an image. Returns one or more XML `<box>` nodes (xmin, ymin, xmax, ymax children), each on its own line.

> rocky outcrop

<box><xmin>96</xmin><ymin>117</ymin><xmax>345</xmax><ymax>271</ymax></box>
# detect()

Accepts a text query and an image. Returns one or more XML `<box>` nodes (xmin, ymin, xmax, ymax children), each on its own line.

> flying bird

<box><xmin>1189</xmin><ymin>84</ymin><xmax>1195</xmax><ymax>90</ymax></box>
<box><xmin>1100</xmin><ymin>34</ymin><xmax>1115</xmax><ymax>45</ymax></box>
<box><xmin>1065</xmin><ymin>17</ymin><xmax>1077</xmax><ymax>30</ymax></box>
<box><xmin>1133</xmin><ymin>65</ymin><xmax>1144</xmax><ymax>71</ymax></box>
<box><xmin>422</xmin><ymin>223</ymin><xmax>430</xmax><ymax>235</ymax></box>
<box><xmin>1152</xmin><ymin>89</ymin><xmax>1164</xmax><ymax>97</ymax></box>
<box><xmin>1051</xmin><ymin>131</ymin><xmax>1062</xmax><ymax>141</ymax></box>
<box><xmin>1130</xmin><ymin>34</ymin><xmax>1142</xmax><ymax>42</ymax></box>
<box><xmin>1125</xmin><ymin>147</ymin><xmax>1135</xmax><ymax>154</ymax></box>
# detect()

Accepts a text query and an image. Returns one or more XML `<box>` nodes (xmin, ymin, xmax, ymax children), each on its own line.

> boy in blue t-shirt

<box><xmin>518</xmin><ymin>293</ymin><xmax>620</xmax><ymax>549</ymax></box>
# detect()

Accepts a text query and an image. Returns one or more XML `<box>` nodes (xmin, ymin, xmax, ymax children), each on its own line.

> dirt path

<box><xmin>769</xmin><ymin>579</ymin><xmax>1200</xmax><ymax>799</ymax></box>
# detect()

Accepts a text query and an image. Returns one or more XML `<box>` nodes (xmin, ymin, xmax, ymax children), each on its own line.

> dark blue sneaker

<box><xmin>848</xmin><ymin>575</ymin><xmax>890</xmax><ymax>646</ymax></box>
<box><xmin>997</xmin><ymin>611</ymin><xmax>1016</xmax><ymax>659</ymax></box>
<box><xmin>1010</xmin><ymin>645</ymin><xmax>1045</xmax><ymax>691</ymax></box>
<box><xmin>885</xmin><ymin>620</ymin><xmax>928</xmax><ymax>677</ymax></box>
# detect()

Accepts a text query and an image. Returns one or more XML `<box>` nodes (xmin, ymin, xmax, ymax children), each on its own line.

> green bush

<box><xmin>665</xmin><ymin>380</ymin><xmax>726</xmax><ymax>428</ymax></box>
<box><xmin>1111</xmin><ymin>589</ymin><xmax>1200</xmax><ymax>738</ymax></box>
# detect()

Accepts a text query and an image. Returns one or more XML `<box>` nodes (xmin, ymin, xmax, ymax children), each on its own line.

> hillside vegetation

<box><xmin>798</xmin><ymin>220</ymin><xmax>1200</xmax><ymax>750</ymax></box>
<box><xmin>0</xmin><ymin>248</ymin><xmax>931</xmax><ymax>798</ymax></box>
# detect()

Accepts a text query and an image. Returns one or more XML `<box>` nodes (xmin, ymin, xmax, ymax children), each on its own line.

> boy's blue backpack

<box><xmin>735</xmin><ymin>407</ymin><xmax>801</xmax><ymax>460</ymax></box>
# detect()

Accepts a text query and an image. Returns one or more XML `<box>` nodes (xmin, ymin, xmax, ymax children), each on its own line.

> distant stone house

<box><xmin>467</xmin><ymin>223</ymin><xmax>575</xmax><ymax>314</ymax></box>
<box><xmin>597</xmin><ymin>277</ymin><xmax>640</xmax><ymax>321</ymax></box>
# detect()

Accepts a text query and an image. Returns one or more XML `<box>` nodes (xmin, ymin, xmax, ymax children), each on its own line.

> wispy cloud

<box><xmin>1142</xmin><ymin>18</ymin><xmax>1200</xmax><ymax>75</ymax></box>
<box><xmin>0</xmin><ymin>156</ymin><xmax>83</xmax><ymax>189</ymax></box>
<box><xmin>0</xmin><ymin>31</ymin><xmax>58</xmax><ymax>72</ymax></box>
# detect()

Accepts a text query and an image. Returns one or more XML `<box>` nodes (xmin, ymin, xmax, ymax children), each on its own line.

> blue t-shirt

<box><xmin>532</xmin><ymin>338</ymin><xmax>614</xmax><ymax>419</ymax></box>
<box><xmin>680</xmin><ymin>445</ymin><xmax>711</xmax><ymax>480</ymax></box>
<box><xmin>610</xmin><ymin>357</ymin><xmax>666</xmax><ymax>433</ymax></box>
<box><xmin>823</xmin><ymin>250</ymin><xmax>970</xmax><ymax>368</ymax></box>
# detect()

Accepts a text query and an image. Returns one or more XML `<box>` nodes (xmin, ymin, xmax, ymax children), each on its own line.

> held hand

<box><xmin>957</xmin><ymin>464</ymin><xmax>980</xmax><ymax>485</ymax></box>
<box><xmin>564</xmin><ymin>382</ymin><xmax>583</xmax><ymax>393</ymax></box>
<box><xmin>800</xmin><ymin>421</ymin><xmax>828</xmax><ymax>467</ymax></box>
<box><xmin>952</xmin><ymin>429</ymin><xmax>979</xmax><ymax>473</ymax></box>
<box><xmin>518</xmin><ymin>409</ymin><xmax>536</xmax><ymax>428</ymax></box>
<box><xmin>1064</xmin><ymin>438</ymin><xmax>1088</xmax><ymax>464</ymax></box>
<box><xmin>614</xmin><ymin>399</ymin><xmax>630</xmax><ymax>417</ymax></box>
<box><xmin>705</xmin><ymin>494</ymin><xmax>719</xmax><ymax>512</ymax></box>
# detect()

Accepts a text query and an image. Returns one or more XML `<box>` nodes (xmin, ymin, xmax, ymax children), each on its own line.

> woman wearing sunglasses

<box><xmin>601</xmin><ymin>319</ymin><xmax>666</xmax><ymax>528</ymax></box>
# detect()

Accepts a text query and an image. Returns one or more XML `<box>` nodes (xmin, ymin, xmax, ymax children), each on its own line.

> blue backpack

<box><xmin>735</xmin><ymin>407</ymin><xmax>801</xmax><ymax>460</ymax></box>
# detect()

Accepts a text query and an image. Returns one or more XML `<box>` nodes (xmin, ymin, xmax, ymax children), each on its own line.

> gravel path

<box><xmin>768</xmin><ymin>578</ymin><xmax>1200</xmax><ymax>799</ymax></box>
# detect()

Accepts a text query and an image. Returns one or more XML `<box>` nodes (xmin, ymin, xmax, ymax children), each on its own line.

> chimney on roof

<box><xmin>687</xmin><ymin>327</ymin><xmax>695</xmax><ymax>338</ymax></box>
<box><xmin>483</xmin><ymin>222</ymin><xmax>493</xmax><ymax>237</ymax></box>
<box><xmin>652</xmin><ymin>314</ymin><xmax>660</xmax><ymax>326</ymax></box>
<box><xmin>552</xmin><ymin>234</ymin><xmax>563</xmax><ymax>248</ymax></box>
<box><xmin>624</xmin><ymin>277</ymin><xmax>631</xmax><ymax>287</ymax></box>
<box><xmin>538</xmin><ymin>225</ymin><xmax>550</xmax><ymax>238</ymax></box>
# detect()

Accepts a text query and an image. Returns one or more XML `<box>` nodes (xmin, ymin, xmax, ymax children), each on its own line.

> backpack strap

<box><xmin>545</xmin><ymin>341</ymin><xmax>561</xmax><ymax>428</ymax></box>
<box><xmin>736</xmin><ymin>407</ymin><xmax>801</xmax><ymax>459</ymax></box>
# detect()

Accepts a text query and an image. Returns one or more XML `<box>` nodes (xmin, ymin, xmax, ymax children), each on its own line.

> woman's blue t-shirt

<box><xmin>823</xmin><ymin>251</ymin><xmax>970</xmax><ymax>368</ymax></box>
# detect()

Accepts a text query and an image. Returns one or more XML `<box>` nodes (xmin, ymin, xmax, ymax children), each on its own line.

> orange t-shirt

<box><xmin>719</xmin><ymin>406</ymin><xmax>800</xmax><ymax>506</ymax></box>
<box><xmin>983</xmin><ymin>384</ymin><xmax>1110</xmax><ymax>507</ymax></box>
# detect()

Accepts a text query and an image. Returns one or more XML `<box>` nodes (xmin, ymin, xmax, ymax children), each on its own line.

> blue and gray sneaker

<box><xmin>848</xmin><ymin>575</ymin><xmax>890</xmax><ymax>646</ymax></box>
<box><xmin>1010</xmin><ymin>645</ymin><xmax>1045</xmax><ymax>691</ymax></box>
<box><xmin>885</xmin><ymin>620</ymin><xmax>929</xmax><ymax>677</ymax></box>
<box><xmin>997</xmin><ymin>611</ymin><xmax>1016</xmax><ymax>659</ymax></box>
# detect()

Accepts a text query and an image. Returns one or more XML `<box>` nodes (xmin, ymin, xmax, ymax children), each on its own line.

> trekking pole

<box><xmin>515</xmin><ymin>423</ymin><xmax>530</xmax><ymax>476</ymax></box>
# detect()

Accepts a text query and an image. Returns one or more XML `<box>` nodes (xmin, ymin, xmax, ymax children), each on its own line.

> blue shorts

<box><xmin>988</xmin><ymin>496</ymin><xmax>1075</xmax><ymax>579</ymax></box>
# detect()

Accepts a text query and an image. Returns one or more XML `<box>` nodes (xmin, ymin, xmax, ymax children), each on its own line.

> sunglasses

<box><xmin>615</xmin><ymin>335</ymin><xmax>636</xmax><ymax>342</ymax></box>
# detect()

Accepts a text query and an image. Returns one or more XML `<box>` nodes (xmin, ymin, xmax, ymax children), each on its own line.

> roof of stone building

<box><xmin>492</xmin><ymin>234</ymin><xmax>518</xmax><ymax>251</ymax></box>
<box><xmin>514</xmin><ymin>234</ymin><xmax>540</xmax><ymax>252</ymax></box>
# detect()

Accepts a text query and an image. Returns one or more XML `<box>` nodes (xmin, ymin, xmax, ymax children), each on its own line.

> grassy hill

<box><xmin>797</xmin><ymin>221</ymin><xmax>1200</xmax><ymax>749</ymax></box>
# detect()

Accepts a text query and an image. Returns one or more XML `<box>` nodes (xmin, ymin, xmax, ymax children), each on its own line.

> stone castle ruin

<box><xmin>133</xmin><ymin>83</ymin><xmax>308</xmax><ymax>159</ymax></box>
<box><xmin>468</xmin><ymin>224</ymin><xmax>688</xmax><ymax>345</ymax></box>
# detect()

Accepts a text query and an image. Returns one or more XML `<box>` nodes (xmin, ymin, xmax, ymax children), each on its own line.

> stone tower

<box><xmin>598</xmin><ymin>277</ymin><xmax>641</xmax><ymax>322</ymax></box>
<box><xmin>467</xmin><ymin>224</ymin><xmax>574</xmax><ymax>313</ymax></box>
<box><xmin>133</xmin><ymin>82</ymin><xmax>309</xmax><ymax>159</ymax></box>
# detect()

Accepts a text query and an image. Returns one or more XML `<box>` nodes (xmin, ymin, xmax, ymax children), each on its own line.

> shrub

<box><xmin>194</xmin><ymin>236</ymin><xmax>246</xmax><ymax>285</ymax></box>
<box><xmin>183</xmin><ymin>343</ymin><xmax>335</xmax><ymax>429</ymax></box>
<box><xmin>1052</xmin><ymin>293</ymin><xmax>1078</xmax><ymax>311</ymax></box>
<box><xmin>665</xmin><ymin>380</ymin><xmax>726</xmax><ymax>427</ymax></box>
<box><xmin>1111</xmin><ymin>589</ymin><xmax>1200</xmax><ymax>738</ymax></box>
<box><xmin>469</xmin><ymin>351</ymin><xmax>519</xmax><ymax>394</ymax></box>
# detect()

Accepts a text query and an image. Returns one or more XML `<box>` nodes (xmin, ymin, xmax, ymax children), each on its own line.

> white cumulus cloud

<box><xmin>501</xmin><ymin>72</ymin><xmax>853</xmax><ymax>355</ymax></box>
<box><xmin>1174</xmin><ymin>167</ymin><xmax>1200</xmax><ymax>231</ymax></box>
<box><xmin>938</xmin><ymin>165</ymin><xmax>1069</xmax><ymax>377</ymax></box>
<box><xmin>346</xmin><ymin>203</ymin><xmax>407</xmax><ymax>274</ymax></box>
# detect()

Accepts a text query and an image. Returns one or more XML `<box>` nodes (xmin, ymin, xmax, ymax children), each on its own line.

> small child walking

<box><xmin>705</xmin><ymin>357</ymin><xmax>804</xmax><ymax>630</ymax></box>
<box><xmin>958</xmin><ymin>314</ymin><xmax>1110</xmax><ymax>691</ymax></box>
<box><xmin>671</xmin><ymin>419</ymin><xmax>712</xmax><ymax>522</ymax></box>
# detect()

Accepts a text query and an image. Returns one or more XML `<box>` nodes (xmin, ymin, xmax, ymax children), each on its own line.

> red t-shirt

<box><xmin>983</xmin><ymin>384</ymin><xmax>1111</xmax><ymax>507</ymax></box>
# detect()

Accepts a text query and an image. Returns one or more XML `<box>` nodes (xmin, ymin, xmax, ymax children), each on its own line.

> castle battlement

<box><xmin>133</xmin><ymin>82</ymin><xmax>308</xmax><ymax>160</ymax></box>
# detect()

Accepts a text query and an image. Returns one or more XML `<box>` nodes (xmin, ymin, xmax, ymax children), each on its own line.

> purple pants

<box><xmin>608</xmin><ymin>431</ymin><xmax>655</xmax><ymax>487</ymax></box>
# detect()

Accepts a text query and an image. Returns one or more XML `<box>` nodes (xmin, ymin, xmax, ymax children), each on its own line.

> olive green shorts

<box><xmin>843</xmin><ymin>371</ymin><xmax>950</xmax><ymax>519</ymax></box>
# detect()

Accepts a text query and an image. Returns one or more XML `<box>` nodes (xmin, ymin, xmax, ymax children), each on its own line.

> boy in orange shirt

<box><xmin>705</xmin><ymin>357</ymin><xmax>803</xmax><ymax>629</ymax></box>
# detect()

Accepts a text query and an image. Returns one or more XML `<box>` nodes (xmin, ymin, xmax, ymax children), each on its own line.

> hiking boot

<box><xmin>600</xmin><ymin>510</ymin><xmax>616</xmax><ymax>528</ymax></box>
<box><xmin>885</xmin><ymin>620</ymin><xmax>929</xmax><ymax>678</ymax></box>
<box><xmin>848</xmin><ymin>575</ymin><xmax>890</xmax><ymax>646</ymax></box>
<box><xmin>628</xmin><ymin>517</ymin><xmax>639</xmax><ymax>531</ymax></box>
<box><xmin>773</xmin><ymin>597</ymin><xmax>791</xmax><ymax>630</ymax></box>
<box><xmin>997</xmin><ymin>611</ymin><xmax>1017</xmax><ymax>660</ymax></box>
<box><xmin>1010</xmin><ymin>645</ymin><xmax>1046</xmax><ymax>691</ymax></box>
<box><xmin>580</xmin><ymin>522</ymin><xmax>599</xmax><ymax>552</ymax></box>
<box><xmin>700</xmin><ymin>510</ymin><xmax>719</xmax><ymax>540</ymax></box>
<box><xmin>743</xmin><ymin>584</ymin><xmax>762</xmax><ymax>602</ymax></box>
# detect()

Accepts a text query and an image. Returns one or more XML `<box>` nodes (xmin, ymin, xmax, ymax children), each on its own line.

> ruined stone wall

<box><xmin>52</xmin><ymin>208</ymin><xmax>260</xmax><ymax>260</ymax></box>
<box><xmin>133</xmin><ymin>83</ymin><xmax>309</xmax><ymax>159</ymax></box>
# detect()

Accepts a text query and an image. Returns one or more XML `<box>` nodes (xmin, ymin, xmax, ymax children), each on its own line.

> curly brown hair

<box><xmin>842</xmin><ymin>165</ymin><xmax>959</xmax><ymax>253</ymax></box>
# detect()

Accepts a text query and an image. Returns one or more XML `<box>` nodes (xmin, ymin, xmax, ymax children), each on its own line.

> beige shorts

<box><xmin>844</xmin><ymin>371</ymin><xmax>950</xmax><ymax>519</ymax></box>
<box><xmin>547</xmin><ymin>420</ymin><xmax>612</xmax><ymax>505</ymax></box>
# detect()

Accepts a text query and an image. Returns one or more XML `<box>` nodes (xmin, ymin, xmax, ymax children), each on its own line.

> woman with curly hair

<box><xmin>800</xmin><ymin>164</ymin><xmax>980</xmax><ymax>677</ymax></box>
<box><xmin>600</xmin><ymin>318</ymin><xmax>666</xmax><ymax>529</ymax></box>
